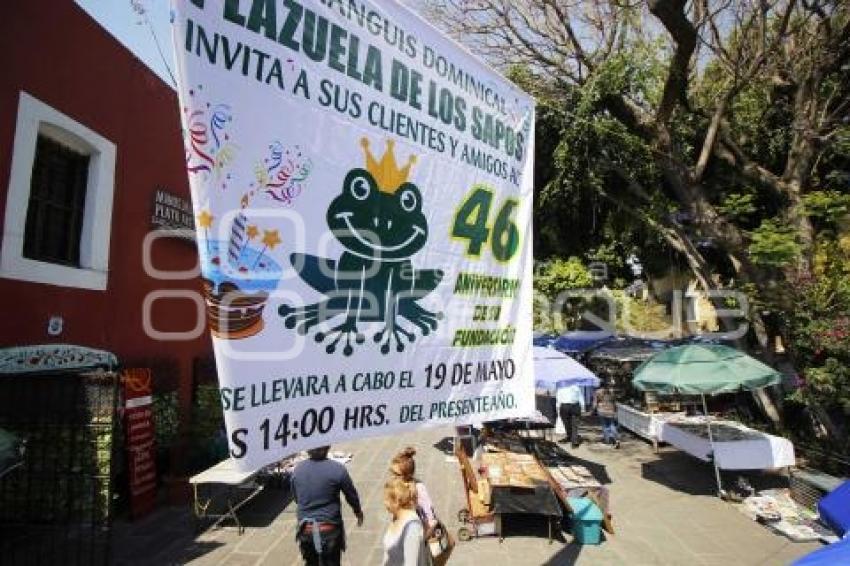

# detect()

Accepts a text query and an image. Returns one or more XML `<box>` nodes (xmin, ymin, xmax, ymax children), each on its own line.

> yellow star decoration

<box><xmin>262</xmin><ymin>229</ymin><xmax>282</xmax><ymax>250</ymax></box>
<box><xmin>197</xmin><ymin>209</ymin><xmax>214</xmax><ymax>229</ymax></box>
<box><xmin>246</xmin><ymin>225</ymin><xmax>259</xmax><ymax>240</ymax></box>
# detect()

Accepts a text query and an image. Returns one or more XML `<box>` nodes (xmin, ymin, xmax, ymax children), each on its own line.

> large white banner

<box><xmin>171</xmin><ymin>0</ymin><xmax>535</xmax><ymax>471</ymax></box>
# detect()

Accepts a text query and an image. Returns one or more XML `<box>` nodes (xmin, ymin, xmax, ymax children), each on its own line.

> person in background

<box><xmin>292</xmin><ymin>446</ymin><xmax>364</xmax><ymax>566</ymax></box>
<box><xmin>557</xmin><ymin>383</ymin><xmax>586</xmax><ymax>448</ymax></box>
<box><xmin>390</xmin><ymin>447</ymin><xmax>437</xmax><ymax>536</ymax></box>
<box><xmin>382</xmin><ymin>476</ymin><xmax>431</xmax><ymax>566</ymax></box>
<box><xmin>593</xmin><ymin>381</ymin><xmax>621</xmax><ymax>448</ymax></box>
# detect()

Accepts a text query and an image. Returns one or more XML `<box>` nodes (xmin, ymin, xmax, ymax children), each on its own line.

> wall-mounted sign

<box><xmin>151</xmin><ymin>188</ymin><xmax>195</xmax><ymax>235</ymax></box>
<box><xmin>123</xmin><ymin>368</ymin><xmax>157</xmax><ymax>519</ymax></box>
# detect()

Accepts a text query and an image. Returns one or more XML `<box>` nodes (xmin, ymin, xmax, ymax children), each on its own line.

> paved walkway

<box><xmin>114</xmin><ymin>424</ymin><xmax>820</xmax><ymax>565</ymax></box>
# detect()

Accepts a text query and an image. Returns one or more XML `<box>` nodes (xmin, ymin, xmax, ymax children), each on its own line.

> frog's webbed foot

<box><xmin>316</xmin><ymin>318</ymin><xmax>364</xmax><ymax>356</ymax></box>
<box><xmin>373</xmin><ymin>317</ymin><xmax>415</xmax><ymax>354</ymax></box>
<box><xmin>399</xmin><ymin>301</ymin><xmax>443</xmax><ymax>336</ymax></box>
<box><xmin>278</xmin><ymin>303</ymin><xmax>330</xmax><ymax>335</ymax></box>
<box><xmin>278</xmin><ymin>297</ymin><xmax>348</xmax><ymax>335</ymax></box>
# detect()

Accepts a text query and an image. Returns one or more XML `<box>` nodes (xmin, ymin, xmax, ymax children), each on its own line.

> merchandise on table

<box><xmin>481</xmin><ymin>451</ymin><xmax>547</xmax><ymax>488</ymax></box>
<box><xmin>665</xmin><ymin>420</ymin><xmax>765</xmax><ymax>442</ymax></box>
<box><xmin>739</xmin><ymin>489</ymin><xmax>830</xmax><ymax>543</ymax></box>
<box><xmin>616</xmin><ymin>404</ymin><xmax>796</xmax><ymax>470</ymax></box>
<box><xmin>456</xmin><ymin>431</ymin><xmax>564</xmax><ymax>541</ymax></box>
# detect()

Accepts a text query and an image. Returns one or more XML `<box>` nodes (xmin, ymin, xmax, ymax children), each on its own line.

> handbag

<box><xmin>427</xmin><ymin>521</ymin><xmax>455</xmax><ymax>566</ymax></box>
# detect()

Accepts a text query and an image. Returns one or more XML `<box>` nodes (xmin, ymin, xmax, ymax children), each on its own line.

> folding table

<box><xmin>189</xmin><ymin>458</ymin><xmax>264</xmax><ymax>534</ymax></box>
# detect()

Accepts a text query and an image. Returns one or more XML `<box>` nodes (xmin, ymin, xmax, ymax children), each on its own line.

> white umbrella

<box><xmin>533</xmin><ymin>346</ymin><xmax>599</xmax><ymax>392</ymax></box>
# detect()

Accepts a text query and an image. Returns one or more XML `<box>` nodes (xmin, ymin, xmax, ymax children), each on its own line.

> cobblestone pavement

<box><xmin>114</xmin><ymin>424</ymin><xmax>820</xmax><ymax>565</ymax></box>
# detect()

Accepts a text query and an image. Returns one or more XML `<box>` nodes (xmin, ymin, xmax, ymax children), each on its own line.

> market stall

<box><xmin>532</xmin><ymin>346</ymin><xmax>599</xmax><ymax>435</ymax></box>
<box><xmin>585</xmin><ymin>337</ymin><xmax>667</xmax><ymax>391</ymax></box>
<box><xmin>616</xmin><ymin>402</ymin><xmax>796</xmax><ymax>468</ymax></box>
<box><xmin>455</xmin><ymin>429</ymin><xmax>614</xmax><ymax>543</ymax></box>
<box><xmin>660</xmin><ymin>417</ymin><xmax>795</xmax><ymax>470</ymax></box>
<box><xmin>456</xmin><ymin>431</ymin><xmax>562</xmax><ymax>542</ymax></box>
<box><xmin>633</xmin><ymin>344</ymin><xmax>788</xmax><ymax>496</ymax></box>
<box><xmin>615</xmin><ymin>403</ymin><xmax>667</xmax><ymax>450</ymax></box>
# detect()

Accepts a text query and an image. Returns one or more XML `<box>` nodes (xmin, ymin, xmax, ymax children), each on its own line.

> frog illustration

<box><xmin>279</xmin><ymin>139</ymin><xmax>443</xmax><ymax>355</ymax></box>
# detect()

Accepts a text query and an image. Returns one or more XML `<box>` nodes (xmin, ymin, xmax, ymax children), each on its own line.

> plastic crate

<box><xmin>568</xmin><ymin>497</ymin><xmax>603</xmax><ymax>545</ymax></box>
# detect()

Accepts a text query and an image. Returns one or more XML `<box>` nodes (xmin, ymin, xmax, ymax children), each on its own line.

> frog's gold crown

<box><xmin>360</xmin><ymin>138</ymin><xmax>416</xmax><ymax>194</ymax></box>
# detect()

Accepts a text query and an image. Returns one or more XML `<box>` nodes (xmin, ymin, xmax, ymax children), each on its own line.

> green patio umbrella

<box><xmin>632</xmin><ymin>344</ymin><xmax>783</xmax><ymax>496</ymax></box>
<box><xmin>632</xmin><ymin>344</ymin><xmax>782</xmax><ymax>395</ymax></box>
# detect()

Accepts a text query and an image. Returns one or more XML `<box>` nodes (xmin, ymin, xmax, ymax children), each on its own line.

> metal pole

<box><xmin>702</xmin><ymin>394</ymin><xmax>723</xmax><ymax>497</ymax></box>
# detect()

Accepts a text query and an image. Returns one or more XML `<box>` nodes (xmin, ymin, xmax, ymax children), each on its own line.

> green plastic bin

<box><xmin>567</xmin><ymin>497</ymin><xmax>604</xmax><ymax>545</ymax></box>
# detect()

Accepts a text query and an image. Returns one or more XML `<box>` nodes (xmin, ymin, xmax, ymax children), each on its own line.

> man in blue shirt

<box><xmin>556</xmin><ymin>384</ymin><xmax>586</xmax><ymax>447</ymax></box>
<box><xmin>292</xmin><ymin>446</ymin><xmax>364</xmax><ymax>566</ymax></box>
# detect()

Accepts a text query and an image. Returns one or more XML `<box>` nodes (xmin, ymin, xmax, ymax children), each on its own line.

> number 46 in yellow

<box><xmin>451</xmin><ymin>184</ymin><xmax>520</xmax><ymax>262</ymax></box>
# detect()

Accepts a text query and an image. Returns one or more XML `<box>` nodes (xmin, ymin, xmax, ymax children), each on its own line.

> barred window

<box><xmin>1</xmin><ymin>92</ymin><xmax>116</xmax><ymax>290</ymax></box>
<box><xmin>23</xmin><ymin>135</ymin><xmax>90</xmax><ymax>266</ymax></box>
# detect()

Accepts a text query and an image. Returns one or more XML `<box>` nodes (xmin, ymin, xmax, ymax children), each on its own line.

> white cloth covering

<box><xmin>616</xmin><ymin>404</ymin><xmax>795</xmax><ymax>470</ymax></box>
<box><xmin>660</xmin><ymin>420</ymin><xmax>795</xmax><ymax>470</ymax></box>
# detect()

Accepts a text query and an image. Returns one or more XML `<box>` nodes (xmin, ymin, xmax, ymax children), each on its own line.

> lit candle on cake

<box><xmin>228</xmin><ymin>212</ymin><xmax>248</xmax><ymax>264</ymax></box>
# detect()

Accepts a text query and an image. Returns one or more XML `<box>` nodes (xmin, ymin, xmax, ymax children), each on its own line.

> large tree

<box><xmin>425</xmin><ymin>0</ymin><xmax>849</xmax><ymax>342</ymax></box>
<box><xmin>425</xmin><ymin>0</ymin><xmax>850</xmax><ymax>454</ymax></box>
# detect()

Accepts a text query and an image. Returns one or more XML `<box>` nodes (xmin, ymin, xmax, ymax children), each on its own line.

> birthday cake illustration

<box><xmin>197</xmin><ymin>211</ymin><xmax>283</xmax><ymax>340</ymax></box>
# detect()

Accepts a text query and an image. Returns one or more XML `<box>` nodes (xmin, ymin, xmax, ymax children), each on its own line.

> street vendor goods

<box><xmin>456</xmin><ymin>432</ymin><xmax>562</xmax><ymax>541</ymax></box>
<box><xmin>481</xmin><ymin>451</ymin><xmax>547</xmax><ymax>488</ymax></box>
<box><xmin>616</xmin><ymin>404</ymin><xmax>796</xmax><ymax>471</ymax></box>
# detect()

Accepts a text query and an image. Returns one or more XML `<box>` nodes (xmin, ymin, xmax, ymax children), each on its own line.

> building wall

<box><xmin>0</xmin><ymin>2</ymin><xmax>212</xmax><ymax>479</ymax></box>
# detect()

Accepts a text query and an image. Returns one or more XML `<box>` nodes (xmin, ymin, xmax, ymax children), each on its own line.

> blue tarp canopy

<box><xmin>533</xmin><ymin>332</ymin><xmax>559</xmax><ymax>347</ymax></box>
<box><xmin>586</xmin><ymin>337</ymin><xmax>671</xmax><ymax>363</ymax></box>
<box><xmin>552</xmin><ymin>331</ymin><xmax>615</xmax><ymax>354</ymax></box>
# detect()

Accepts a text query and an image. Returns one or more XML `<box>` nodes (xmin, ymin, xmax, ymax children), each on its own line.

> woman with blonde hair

<box><xmin>389</xmin><ymin>447</ymin><xmax>437</xmax><ymax>534</ymax></box>
<box><xmin>382</xmin><ymin>477</ymin><xmax>431</xmax><ymax>566</ymax></box>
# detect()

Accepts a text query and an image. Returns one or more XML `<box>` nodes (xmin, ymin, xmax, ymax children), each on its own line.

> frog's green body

<box><xmin>279</xmin><ymin>167</ymin><xmax>443</xmax><ymax>355</ymax></box>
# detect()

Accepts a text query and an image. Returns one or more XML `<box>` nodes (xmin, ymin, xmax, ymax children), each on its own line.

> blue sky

<box><xmin>74</xmin><ymin>0</ymin><xmax>426</xmax><ymax>89</ymax></box>
<box><xmin>75</xmin><ymin>0</ymin><xmax>177</xmax><ymax>87</ymax></box>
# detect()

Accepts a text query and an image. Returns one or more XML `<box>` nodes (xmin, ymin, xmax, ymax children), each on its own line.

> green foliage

<box><xmin>804</xmin><ymin>191</ymin><xmax>850</xmax><ymax>222</ymax></box>
<box><xmin>786</xmin><ymin>246</ymin><xmax>850</xmax><ymax>415</ymax></box>
<box><xmin>748</xmin><ymin>219</ymin><xmax>801</xmax><ymax>267</ymax></box>
<box><xmin>799</xmin><ymin>359</ymin><xmax>850</xmax><ymax>412</ymax></box>
<box><xmin>579</xmin><ymin>38</ymin><xmax>667</xmax><ymax>113</ymax></box>
<box><xmin>533</xmin><ymin>257</ymin><xmax>597</xmax><ymax>332</ymax></box>
<box><xmin>534</xmin><ymin>257</ymin><xmax>593</xmax><ymax>297</ymax></box>
<box><xmin>718</xmin><ymin>192</ymin><xmax>758</xmax><ymax>219</ymax></box>
<box><xmin>189</xmin><ymin>385</ymin><xmax>227</xmax><ymax>472</ymax></box>
<box><xmin>612</xmin><ymin>291</ymin><xmax>674</xmax><ymax>335</ymax></box>
<box><xmin>153</xmin><ymin>390</ymin><xmax>179</xmax><ymax>451</ymax></box>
